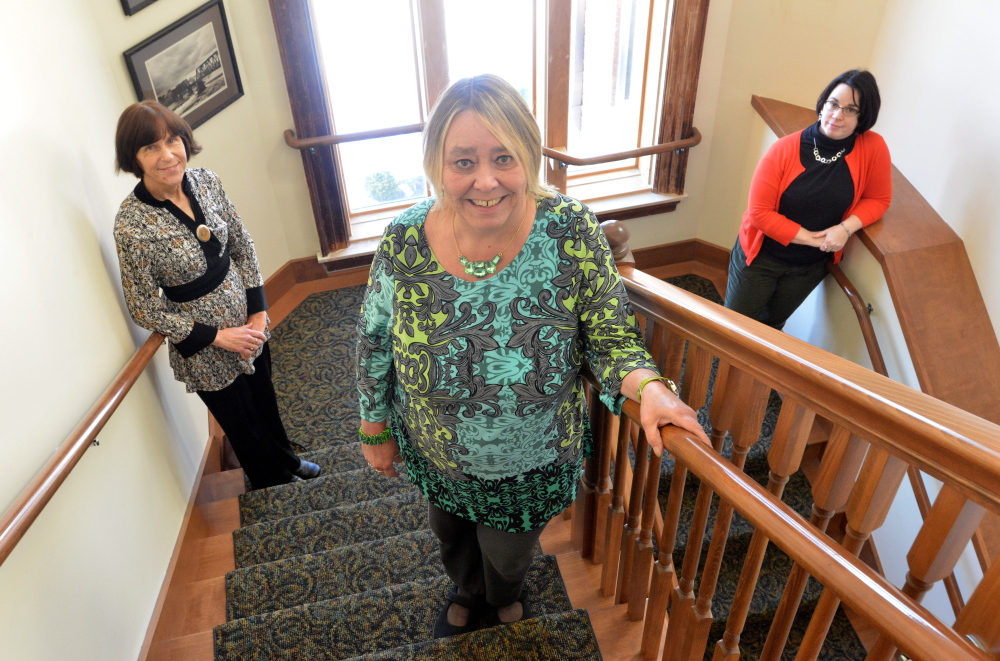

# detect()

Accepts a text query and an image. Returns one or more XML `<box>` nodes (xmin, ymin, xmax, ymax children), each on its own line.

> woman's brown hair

<box><xmin>115</xmin><ymin>101</ymin><xmax>202</xmax><ymax>178</ymax></box>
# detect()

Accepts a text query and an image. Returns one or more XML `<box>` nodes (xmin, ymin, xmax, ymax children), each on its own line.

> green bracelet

<box><xmin>636</xmin><ymin>375</ymin><xmax>679</xmax><ymax>403</ymax></box>
<box><xmin>359</xmin><ymin>427</ymin><xmax>394</xmax><ymax>445</ymax></box>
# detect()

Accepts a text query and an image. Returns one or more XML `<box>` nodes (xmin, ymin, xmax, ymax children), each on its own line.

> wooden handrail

<box><xmin>617</xmin><ymin>266</ymin><xmax>1000</xmax><ymax>513</ymax></box>
<box><xmin>0</xmin><ymin>332</ymin><xmax>164</xmax><ymax>567</ymax></box>
<box><xmin>826</xmin><ymin>262</ymin><xmax>888</xmax><ymax>376</ymax></box>
<box><xmin>649</xmin><ymin>421</ymin><xmax>993</xmax><ymax>661</ymax></box>
<box><xmin>283</xmin><ymin>124</ymin><xmax>701</xmax><ymax>166</ymax></box>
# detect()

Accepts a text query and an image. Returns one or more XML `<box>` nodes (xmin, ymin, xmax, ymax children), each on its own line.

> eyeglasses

<box><xmin>824</xmin><ymin>99</ymin><xmax>860</xmax><ymax>118</ymax></box>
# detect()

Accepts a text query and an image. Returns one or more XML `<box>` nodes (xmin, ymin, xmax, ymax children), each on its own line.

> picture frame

<box><xmin>120</xmin><ymin>0</ymin><xmax>160</xmax><ymax>16</ymax></box>
<box><xmin>123</xmin><ymin>0</ymin><xmax>243</xmax><ymax>129</ymax></box>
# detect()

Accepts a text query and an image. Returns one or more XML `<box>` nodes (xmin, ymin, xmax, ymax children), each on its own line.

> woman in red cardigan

<box><xmin>724</xmin><ymin>69</ymin><xmax>892</xmax><ymax>330</ymax></box>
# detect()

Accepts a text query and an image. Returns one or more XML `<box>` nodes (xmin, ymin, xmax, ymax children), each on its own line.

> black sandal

<box><xmin>489</xmin><ymin>590</ymin><xmax>533</xmax><ymax>627</ymax></box>
<box><xmin>432</xmin><ymin>589</ymin><xmax>482</xmax><ymax>639</ymax></box>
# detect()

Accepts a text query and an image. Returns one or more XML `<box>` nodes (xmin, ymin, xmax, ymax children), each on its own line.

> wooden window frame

<box><xmin>269</xmin><ymin>0</ymin><xmax>710</xmax><ymax>257</ymax></box>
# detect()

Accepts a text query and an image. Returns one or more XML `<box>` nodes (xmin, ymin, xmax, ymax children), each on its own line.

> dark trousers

<box><xmin>197</xmin><ymin>342</ymin><xmax>300</xmax><ymax>489</ymax></box>
<box><xmin>428</xmin><ymin>504</ymin><xmax>546</xmax><ymax>608</ymax></box>
<box><xmin>724</xmin><ymin>239</ymin><xmax>829</xmax><ymax>331</ymax></box>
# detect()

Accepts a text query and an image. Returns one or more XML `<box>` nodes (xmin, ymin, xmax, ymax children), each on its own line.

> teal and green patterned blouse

<box><xmin>356</xmin><ymin>193</ymin><xmax>656</xmax><ymax>533</ymax></box>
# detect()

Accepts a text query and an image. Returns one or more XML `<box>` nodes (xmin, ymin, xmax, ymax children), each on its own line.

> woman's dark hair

<box><xmin>115</xmin><ymin>101</ymin><xmax>202</xmax><ymax>178</ymax></box>
<box><xmin>815</xmin><ymin>69</ymin><xmax>881</xmax><ymax>134</ymax></box>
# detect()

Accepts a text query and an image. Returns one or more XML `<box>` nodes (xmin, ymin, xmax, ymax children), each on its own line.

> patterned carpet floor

<box><xmin>213</xmin><ymin>284</ymin><xmax>603</xmax><ymax>660</ymax></box>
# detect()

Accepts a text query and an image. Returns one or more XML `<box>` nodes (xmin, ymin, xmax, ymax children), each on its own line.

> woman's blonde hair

<box><xmin>423</xmin><ymin>74</ymin><xmax>554</xmax><ymax>202</ymax></box>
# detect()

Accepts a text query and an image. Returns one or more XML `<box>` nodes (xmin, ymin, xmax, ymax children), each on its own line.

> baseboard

<box><xmin>633</xmin><ymin>239</ymin><xmax>730</xmax><ymax>273</ymax></box>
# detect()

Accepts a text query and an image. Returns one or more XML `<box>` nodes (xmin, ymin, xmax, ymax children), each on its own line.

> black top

<box><xmin>760</xmin><ymin>122</ymin><xmax>856</xmax><ymax>265</ymax></box>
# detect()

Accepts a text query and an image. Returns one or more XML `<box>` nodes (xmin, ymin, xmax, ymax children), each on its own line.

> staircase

<box><xmin>209</xmin><ymin>286</ymin><xmax>603</xmax><ymax>660</ymax></box>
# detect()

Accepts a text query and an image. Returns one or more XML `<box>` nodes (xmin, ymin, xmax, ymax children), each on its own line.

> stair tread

<box><xmin>238</xmin><ymin>468</ymin><xmax>416</xmax><ymax>526</ymax></box>
<box><xmin>214</xmin><ymin>555</ymin><xmax>572</xmax><ymax>660</ymax></box>
<box><xmin>232</xmin><ymin>490</ymin><xmax>428</xmax><ymax>568</ymax></box>
<box><xmin>226</xmin><ymin>529</ymin><xmax>443</xmax><ymax>620</ymax></box>
<box><xmin>341</xmin><ymin>610</ymin><xmax>603</xmax><ymax>661</ymax></box>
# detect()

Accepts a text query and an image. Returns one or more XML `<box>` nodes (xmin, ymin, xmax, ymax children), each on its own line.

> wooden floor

<box><xmin>539</xmin><ymin>513</ymin><xmax>664</xmax><ymax>661</ymax></box>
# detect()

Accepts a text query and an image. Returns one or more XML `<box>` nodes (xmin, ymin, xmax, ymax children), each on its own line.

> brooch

<box><xmin>196</xmin><ymin>225</ymin><xmax>212</xmax><ymax>242</ymax></box>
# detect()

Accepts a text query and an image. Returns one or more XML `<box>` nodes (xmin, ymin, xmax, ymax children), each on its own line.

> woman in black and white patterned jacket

<box><xmin>113</xmin><ymin>101</ymin><xmax>319</xmax><ymax>489</ymax></box>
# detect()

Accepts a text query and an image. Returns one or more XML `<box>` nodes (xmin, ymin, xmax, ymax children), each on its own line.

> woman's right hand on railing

<box><xmin>212</xmin><ymin>324</ymin><xmax>267</xmax><ymax>360</ymax></box>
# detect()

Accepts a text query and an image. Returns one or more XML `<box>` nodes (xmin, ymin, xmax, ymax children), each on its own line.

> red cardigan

<box><xmin>738</xmin><ymin>127</ymin><xmax>892</xmax><ymax>265</ymax></box>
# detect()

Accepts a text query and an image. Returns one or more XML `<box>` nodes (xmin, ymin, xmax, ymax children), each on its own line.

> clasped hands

<box><xmin>812</xmin><ymin>223</ymin><xmax>851</xmax><ymax>253</ymax></box>
<box><xmin>212</xmin><ymin>311</ymin><xmax>268</xmax><ymax>360</ymax></box>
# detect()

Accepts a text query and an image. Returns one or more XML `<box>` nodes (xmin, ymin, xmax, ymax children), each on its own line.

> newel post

<box><xmin>601</xmin><ymin>220</ymin><xmax>635</xmax><ymax>268</ymax></box>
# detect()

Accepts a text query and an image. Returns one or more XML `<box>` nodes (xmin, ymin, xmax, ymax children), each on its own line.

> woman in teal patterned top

<box><xmin>356</xmin><ymin>75</ymin><xmax>709</xmax><ymax>638</ymax></box>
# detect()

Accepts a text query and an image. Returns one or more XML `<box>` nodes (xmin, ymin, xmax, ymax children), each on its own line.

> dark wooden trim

<box><xmin>268</xmin><ymin>0</ymin><xmax>350</xmax><ymax>255</ymax></box>
<box><xmin>0</xmin><ymin>332</ymin><xmax>164</xmax><ymax>568</ymax></box>
<box><xmin>653</xmin><ymin>0</ymin><xmax>711</xmax><ymax>194</ymax></box>
<box><xmin>632</xmin><ymin>239</ymin><xmax>730</xmax><ymax>273</ymax></box>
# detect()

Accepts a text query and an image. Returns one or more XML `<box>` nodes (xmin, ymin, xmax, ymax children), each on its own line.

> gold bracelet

<box><xmin>636</xmin><ymin>375</ymin><xmax>678</xmax><ymax>403</ymax></box>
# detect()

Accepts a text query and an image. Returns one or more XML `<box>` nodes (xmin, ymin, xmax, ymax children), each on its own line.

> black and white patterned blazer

<box><xmin>114</xmin><ymin>168</ymin><xmax>269</xmax><ymax>392</ymax></box>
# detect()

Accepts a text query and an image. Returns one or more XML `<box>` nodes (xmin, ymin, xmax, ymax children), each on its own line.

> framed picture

<box><xmin>123</xmin><ymin>0</ymin><xmax>243</xmax><ymax>129</ymax></box>
<box><xmin>120</xmin><ymin>0</ymin><xmax>160</xmax><ymax>16</ymax></box>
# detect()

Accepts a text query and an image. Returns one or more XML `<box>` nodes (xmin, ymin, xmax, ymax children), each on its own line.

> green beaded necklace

<box><xmin>453</xmin><ymin>204</ymin><xmax>529</xmax><ymax>278</ymax></box>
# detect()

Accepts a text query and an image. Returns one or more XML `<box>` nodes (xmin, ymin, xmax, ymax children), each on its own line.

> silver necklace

<box><xmin>813</xmin><ymin>137</ymin><xmax>846</xmax><ymax>164</ymax></box>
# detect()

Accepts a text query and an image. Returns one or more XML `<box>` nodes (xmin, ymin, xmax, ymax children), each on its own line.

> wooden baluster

<box><xmin>671</xmin><ymin>366</ymin><xmax>767</xmax><ymax>661</ymax></box>
<box><xmin>591</xmin><ymin>400</ymin><xmax>617</xmax><ymax>565</ymax></box>
<box><xmin>641</xmin><ymin>458</ymin><xmax>690</xmax><ymax>658</ymax></box>
<box><xmin>865</xmin><ymin>484</ymin><xmax>987</xmax><ymax>661</ymax></box>
<box><xmin>661</xmin><ymin>353</ymin><xmax>726</xmax><ymax>661</ymax></box>
<box><xmin>759</xmin><ymin>426</ymin><xmax>868</xmax><ymax>661</ymax></box>
<box><xmin>681</xmin><ymin>343</ymin><xmax>713</xmax><ymax>411</ymax></box>
<box><xmin>658</xmin><ymin>325</ymin><xmax>686</xmax><ymax>385</ymax></box>
<box><xmin>602</xmin><ymin>418</ymin><xmax>634</xmax><ymax>597</ymax></box>
<box><xmin>629</xmin><ymin>443</ymin><xmax>664</xmax><ymax>619</ymax></box>
<box><xmin>954</xmin><ymin>556</ymin><xmax>1000</xmax><ymax>654</ymax></box>
<box><xmin>572</xmin><ymin>389</ymin><xmax>606</xmax><ymax>558</ymax></box>
<box><xmin>617</xmin><ymin>429</ymin><xmax>651</xmax><ymax>604</ymax></box>
<box><xmin>793</xmin><ymin>447</ymin><xmax>909</xmax><ymax>661</ymax></box>
<box><xmin>712</xmin><ymin>398</ymin><xmax>816</xmax><ymax>661</ymax></box>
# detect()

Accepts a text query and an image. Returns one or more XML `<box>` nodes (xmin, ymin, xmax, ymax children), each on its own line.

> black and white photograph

<box><xmin>120</xmin><ymin>0</ymin><xmax>160</xmax><ymax>16</ymax></box>
<box><xmin>123</xmin><ymin>0</ymin><xmax>243</xmax><ymax>129</ymax></box>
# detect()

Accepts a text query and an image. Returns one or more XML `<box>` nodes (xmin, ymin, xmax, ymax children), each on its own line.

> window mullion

<box><xmin>545</xmin><ymin>0</ymin><xmax>571</xmax><ymax>194</ymax></box>
<box><xmin>416</xmin><ymin>0</ymin><xmax>449</xmax><ymax>112</ymax></box>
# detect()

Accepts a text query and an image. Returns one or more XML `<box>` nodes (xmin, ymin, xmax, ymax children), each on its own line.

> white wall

<box><xmin>0</xmin><ymin>0</ymin><xmax>318</xmax><ymax>659</ymax></box>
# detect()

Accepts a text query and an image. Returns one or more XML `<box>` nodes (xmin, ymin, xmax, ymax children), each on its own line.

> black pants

<box><xmin>428</xmin><ymin>504</ymin><xmax>546</xmax><ymax>608</ymax></box>
<box><xmin>724</xmin><ymin>239</ymin><xmax>830</xmax><ymax>331</ymax></box>
<box><xmin>197</xmin><ymin>343</ymin><xmax>300</xmax><ymax>489</ymax></box>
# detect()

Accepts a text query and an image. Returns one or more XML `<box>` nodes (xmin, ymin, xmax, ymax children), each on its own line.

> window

<box><xmin>270</xmin><ymin>0</ymin><xmax>709</xmax><ymax>257</ymax></box>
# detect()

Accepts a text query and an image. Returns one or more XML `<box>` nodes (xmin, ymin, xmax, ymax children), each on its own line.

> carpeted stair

<box><xmin>661</xmin><ymin>275</ymin><xmax>867</xmax><ymax>660</ymax></box>
<box><xmin>211</xmin><ymin>286</ymin><xmax>603</xmax><ymax>660</ymax></box>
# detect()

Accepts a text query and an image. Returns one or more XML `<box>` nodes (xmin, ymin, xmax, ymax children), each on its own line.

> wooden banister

<box><xmin>620</xmin><ymin>267</ymin><xmax>1000</xmax><ymax>512</ymax></box>
<box><xmin>650</xmin><ymin>422</ymin><xmax>994</xmax><ymax>661</ymax></box>
<box><xmin>0</xmin><ymin>332</ymin><xmax>164</xmax><ymax>567</ymax></box>
<box><xmin>581</xmin><ymin>221</ymin><xmax>1000</xmax><ymax>659</ymax></box>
